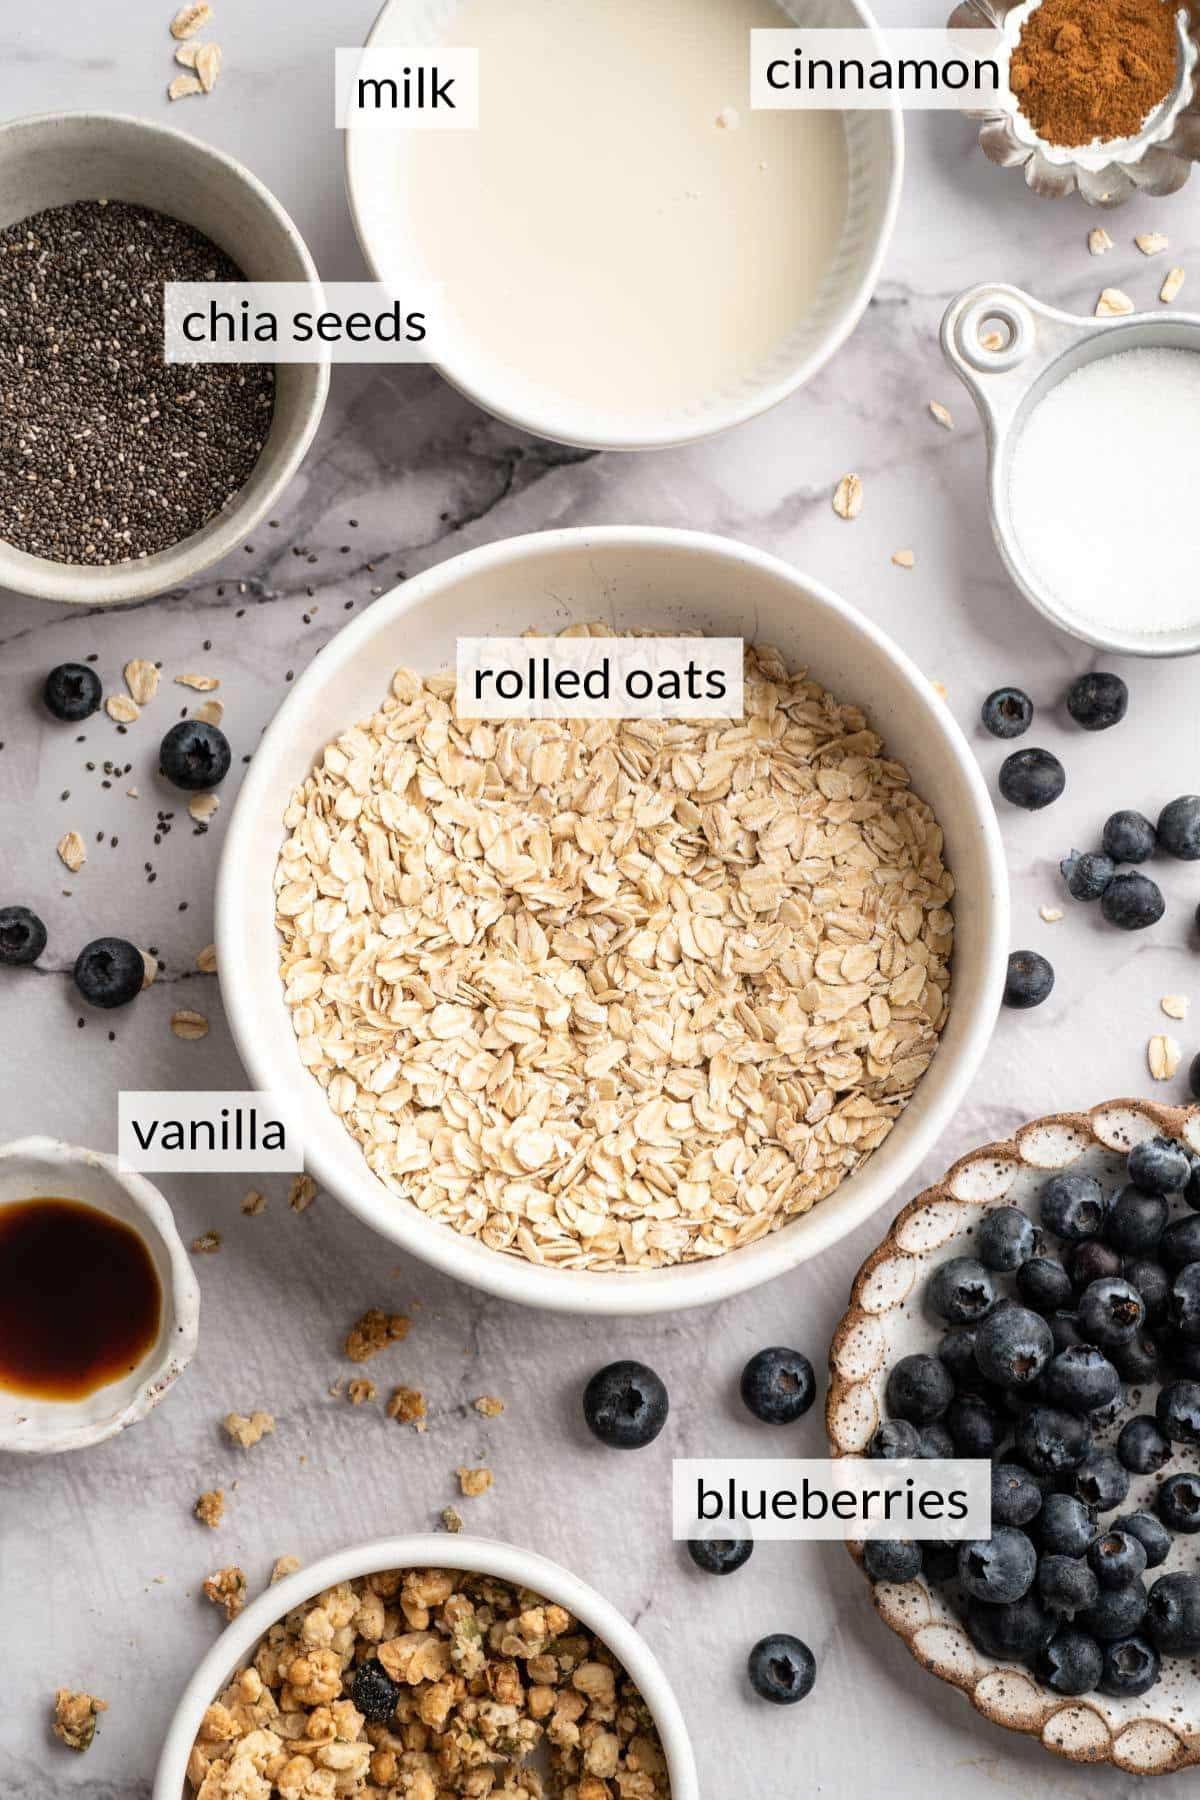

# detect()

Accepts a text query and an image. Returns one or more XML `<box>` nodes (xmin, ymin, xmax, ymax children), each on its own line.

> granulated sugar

<box><xmin>1008</xmin><ymin>346</ymin><xmax>1200</xmax><ymax>636</ymax></box>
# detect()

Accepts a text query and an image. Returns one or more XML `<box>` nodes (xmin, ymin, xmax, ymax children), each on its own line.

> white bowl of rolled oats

<box><xmin>217</xmin><ymin>528</ymin><xmax>1008</xmax><ymax>1312</ymax></box>
<box><xmin>154</xmin><ymin>1534</ymin><xmax>697</xmax><ymax>1800</ymax></box>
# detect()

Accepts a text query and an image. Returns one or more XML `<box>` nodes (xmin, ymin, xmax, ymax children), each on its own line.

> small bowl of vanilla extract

<box><xmin>0</xmin><ymin>1138</ymin><xmax>199</xmax><ymax>1455</ymax></box>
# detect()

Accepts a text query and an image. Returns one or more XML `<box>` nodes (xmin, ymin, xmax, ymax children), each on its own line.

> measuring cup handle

<box><xmin>942</xmin><ymin>284</ymin><xmax>1037</xmax><ymax>377</ymax></box>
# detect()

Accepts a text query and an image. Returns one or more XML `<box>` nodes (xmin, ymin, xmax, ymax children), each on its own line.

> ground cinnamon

<box><xmin>1009</xmin><ymin>0</ymin><xmax>1179</xmax><ymax>147</ymax></box>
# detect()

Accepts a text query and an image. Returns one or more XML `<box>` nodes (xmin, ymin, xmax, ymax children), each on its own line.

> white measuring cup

<box><xmin>941</xmin><ymin>281</ymin><xmax>1200</xmax><ymax>658</ymax></box>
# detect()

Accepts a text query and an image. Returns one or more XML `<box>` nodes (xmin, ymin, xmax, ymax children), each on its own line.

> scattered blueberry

<box><xmin>1117</xmin><ymin>1414</ymin><xmax>1172</xmax><ymax>1476</ymax></box>
<box><xmin>1040</xmin><ymin>1172</ymin><xmax>1108</xmax><ymax>1242</ymax></box>
<box><xmin>999</xmin><ymin>747</ymin><xmax>1066</xmax><ymax>811</ymax></box>
<box><xmin>868</xmin><ymin>1419</ymin><xmax>922</xmax><ymax>1459</ymax></box>
<box><xmin>974</xmin><ymin>1305</ymin><xmax>1053</xmax><ymax>1387</ymax></box>
<box><xmin>977</xmin><ymin>1206</ymin><xmax>1039</xmax><ymax>1271</ymax></box>
<box><xmin>1066</xmin><ymin>671</ymin><xmax>1127</xmax><ymax>732</ymax></box>
<box><xmin>1102</xmin><ymin>809</ymin><xmax>1156</xmax><ymax>865</ymax></box>
<box><xmin>1129</xmin><ymin>1137</ymin><xmax>1192</xmax><ymax>1196</ymax></box>
<box><xmin>1099</xmin><ymin>1635</ymin><xmax>1160</xmax><ymax>1698</ymax></box>
<box><xmin>1146</xmin><ymin>1572</ymin><xmax>1200</xmax><ymax>1652</ymax></box>
<box><xmin>1078</xmin><ymin>1277</ymin><xmax>1145</xmax><ymax>1348</ymax></box>
<box><xmin>1036</xmin><ymin>1555</ymin><xmax>1099</xmax><ymax>1619</ymax></box>
<box><xmin>1101</xmin><ymin>870</ymin><xmax>1165</xmax><ymax>931</ymax></box>
<box><xmin>992</xmin><ymin>1463</ymin><xmax>1044</xmax><ymax>1528</ymax></box>
<box><xmin>740</xmin><ymin>1347</ymin><xmax>816</xmax><ymax>1426</ymax></box>
<box><xmin>1060</xmin><ymin>850</ymin><xmax>1114</xmax><ymax>901</ymax></box>
<box><xmin>351</xmin><ymin>1659</ymin><xmax>400</xmax><ymax>1723</ymax></box>
<box><xmin>159</xmin><ymin>719</ymin><xmax>233</xmax><ymax>791</ymax></box>
<box><xmin>43</xmin><ymin>662</ymin><xmax>101</xmax><ymax>722</ymax></box>
<box><xmin>0</xmin><ymin>906</ymin><xmax>46</xmax><ymax>967</ymax></box>
<box><xmin>958</xmin><ymin>1530</ymin><xmax>1037</xmax><ymax>1604</ymax></box>
<box><xmin>1041</xmin><ymin>1629</ymin><xmax>1104</xmax><ymax>1696</ymax></box>
<box><xmin>582</xmin><ymin>1361</ymin><xmax>669</xmax><ymax>1450</ymax></box>
<box><xmin>981</xmin><ymin>686</ymin><xmax>1034</xmax><ymax>739</ymax></box>
<box><xmin>926</xmin><ymin>1257</ymin><xmax>996</xmax><ymax>1325</ymax></box>
<box><xmin>747</xmin><ymin>1635</ymin><xmax>816</xmax><ymax>1705</ymax></box>
<box><xmin>688</xmin><ymin>1539</ymin><xmax>754</xmax><ymax>1577</ymax></box>
<box><xmin>1041</xmin><ymin>1345</ymin><xmax>1120</xmax><ymax>1415</ymax></box>
<box><xmin>863</xmin><ymin>1539</ymin><xmax>923</xmax><ymax>1584</ymax></box>
<box><xmin>1157</xmin><ymin>1473</ymin><xmax>1200</xmax><ymax>1534</ymax></box>
<box><xmin>885</xmin><ymin>1352</ymin><xmax>953</xmax><ymax>1425</ymax></box>
<box><xmin>1157</xmin><ymin>795</ymin><xmax>1200</xmax><ymax>860</ymax></box>
<box><xmin>1017</xmin><ymin>1256</ymin><xmax>1073</xmax><ymax>1313</ymax></box>
<box><xmin>73</xmin><ymin>937</ymin><xmax>144</xmax><ymax>1010</ymax></box>
<box><xmin>1003</xmin><ymin>949</ymin><xmax>1055</xmax><ymax>1009</ymax></box>
<box><xmin>1116</xmin><ymin>1512</ymin><xmax>1171</xmax><ymax>1570</ymax></box>
<box><xmin>1105</xmin><ymin>1187</ymin><xmax>1168</xmax><ymax>1254</ymax></box>
<box><xmin>1156</xmin><ymin>1378</ymin><xmax>1200</xmax><ymax>1443</ymax></box>
<box><xmin>1017</xmin><ymin>1405</ymin><xmax>1092</xmax><ymax>1476</ymax></box>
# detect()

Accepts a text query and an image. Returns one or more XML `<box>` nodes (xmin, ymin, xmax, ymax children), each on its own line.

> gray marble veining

<box><xmin>3</xmin><ymin>2</ymin><xmax>1200</xmax><ymax>1796</ymax></box>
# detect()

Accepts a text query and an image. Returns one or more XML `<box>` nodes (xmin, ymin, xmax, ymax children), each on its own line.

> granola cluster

<box><xmin>187</xmin><ymin>1566</ymin><xmax>670</xmax><ymax>1800</ymax></box>
<box><xmin>275</xmin><ymin>636</ymin><xmax>953</xmax><ymax>1271</ymax></box>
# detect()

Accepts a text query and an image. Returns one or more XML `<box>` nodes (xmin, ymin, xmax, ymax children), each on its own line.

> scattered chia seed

<box><xmin>0</xmin><ymin>200</ymin><xmax>274</xmax><ymax>565</ymax></box>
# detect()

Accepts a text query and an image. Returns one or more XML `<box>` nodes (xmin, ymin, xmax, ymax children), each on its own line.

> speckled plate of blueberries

<box><xmin>827</xmin><ymin>1099</ymin><xmax>1200</xmax><ymax>1774</ymax></box>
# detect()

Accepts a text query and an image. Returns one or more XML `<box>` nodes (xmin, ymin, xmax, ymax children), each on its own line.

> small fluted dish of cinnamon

<box><xmin>949</xmin><ymin>0</ymin><xmax>1200</xmax><ymax>206</ymax></box>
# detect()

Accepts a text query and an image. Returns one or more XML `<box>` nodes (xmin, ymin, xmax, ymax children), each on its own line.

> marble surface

<box><xmin>3</xmin><ymin>3</ymin><xmax>1200</xmax><ymax>1796</ymax></box>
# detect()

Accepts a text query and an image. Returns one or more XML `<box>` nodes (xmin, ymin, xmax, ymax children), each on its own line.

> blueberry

<box><xmin>1158</xmin><ymin>794</ymin><xmax>1200</xmax><ymax>860</ymax></box>
<box><xmin>946</xmin><ymin>1395</ymin><xmax>998</xmax><ymax>1459</ymax></box>
<box><xmin>1073</xmin><ymin>1449</ymin><xmax>1130</xmax><ymax>1513</ymax></box>
<box><xmin>1159</xmin><ymin>1215</ymin><xmax>1200</xmax><ymax>1272</ymax></box>
<box><xmin>1078</xmin><ymin>1277</ymin><xmax>1144</xmax><ymax>1348</ymax></box>
<box><xmin>73</xmin><ymin>937</ymin><xmax>144</xmax><ymax>1010</ymax></box>
<box><xmin>1089</xmin><ymin>1388</ymin><xmax>1129</xmax><ymax>1435</ymax></box>
<box><xmin>885</xmin><ymin>1352</ymin><xmax>953</xmax><ymax>1425</ymax></box>
<box><xmin>981</xmin><ymin>687</ymin><xmax>1034</xmax><ymax>739</ymax></box>
<box><xmin>1089</xmin><ymin>1530</ymin><xmax>1148</xmax><ymax>1590</ymax></box>
<box><xmin>1116</xmin><ymin>1513</ymin><xmax>1171</xmax><ymax>1570</ymax></box>
<box><xmin>159</xmin><ymin>719</ymin><xmax>233</xmax><ymax>791</ymax></box>
<box><xmin>977</xmin><ymin>1207</ymin><xmax>1039</xmax><ymax>1272</ymax></box>
<box><xmin>958</xmin><ymin>1529</ymin><xmax>1037</xmax><ymax>1604</ymax></box>
<box><xmin>1041</xmin><ymin>1346</ymin><xmax>1120</xmax><ymax>1415</ymax></box>
<box><xmin>688</xmin><ymin>1538</ymin><xmax>753</xmax><ymax>1576</ymax></box>
<box><xmin>1156</xmin><ymin>1378</ymin><xmax>1200</xmax><ymax>1443</ymax></box>
<box><xmin>1099</xmin><ymin>1635</ymin><xmax>1159</xmax><ymax>1698</ymax></box>
<box><xmin>1192</xmin><ymin>1054</ymin><xmax>1200</xmax><ymax>1103</ymax></box>
<box><xmin>1049</xmin><ymin>1311</ymin><xmax>1086</xmax><ymax>1354</ymax></box>
<box><xmin>1101</xmin><ymin>871</ymin><xmax>1165</xmax><ymax>931</ymax></box>
<box><xmin>1066</xmin><ymin>671</ymin><xmax>1128</xmax><ymax>732</ymax></box>
<box><xmin>1060</xmin><ymin>850</ymin><xmax>1115</xmax><ymax>901</ymax></box>
<box><xmin>999</xmin><ymin>747</ymin><xmax>1065</xmax><ymax>811</ymax></box>
<box><xmin>1146</xmin><ymin>1572</ymin><xmax>1200</xmax><ymax>1652</ymax></box>
<box><xmin>917</xmin><ymin>1423</ymin><xmax>955</xmax><ymax>1458</ymax></box>
<box><xmin>1113</xmin><ymin>1328</ymin><xmax>1160</xmax><ymax>1384</ymax></box>
<box><xmin>1079</xmin><ymin>1580</ymin><xmax>1148</xmax><ymax>1643</ymax></box>
<box><xmin>927</xmin><ymin>1257</ymin><xmax>996</xmax><ymax>1325</ymax></box>
<box><xmin>43</xmin><ymin>662</ymin><xmax>101</xmax><ymax>722</ymax></box>
<box><xmin>740</xmin><ymin>1347</ymin><xmax>816</xmax><ymax>1425</ymax></box>
<box><xmin>1003</xmin><ymin>950</ymin><xmax>1054</xmax><ymax>1009</ymax></box>
<box><xmin>582</xmin><ymin>1361</ymin><xmax>668</xmax><ymax>1449</ymax></box>
<box><xmin>1037</xmin><ymin>1554</ymin><xmax>1099</xmax><ymax>1619</ymax></box>
<box><xmin>747</xmin><ymin>1634</ymin><xmax>815</xmax><ymax>1705</ymax></box>
<box><xmin>1067</xmin><ymin>1239</ymin><xmax>1122</xmax><ymax>1291</ymax></box>
<box><xmin>965</xmin><ymin>1593</ymin><xmax>1054</xmax><ymax>1660</ymax></box>
<box><xmin>1040</xmin><ymin>1629</ymin><xmax>1103</xmax><ymax>1696</ymax></box>
<box><xmin>1170</xmin><ymin>1264</ymin><xmax>1200</xmax><ymax>1343</ymax></box>
<box><xmin>1017</xmin><ymin>1257</ymin><xmax>1073</xmax><ymax>1313</ymax></box>
<box><xmin>1185</xmin><ymin>1154</ymin><xmax>1200</xmax><ymax>1210</ymax></box>
<box><xmin>1102</xmin><ymin>810</ymin><xmax>1157</xmax><ymax>865</ymax></box>
<box><xmin>1117</xmin><ymin>1415</ymin><xmax>1172</xmax><ymax>1476</ymax></box>
<box><xmin>1157</xmin><ymin>1472</ymin><xmax>1200</xmax><ymax>1533</ymax></box>
<box><xmin>1120</xmin><ymin>1257</ymin><xmax>1169</xmax><ymax>1322</ymax></box>
<box><xmin>974</xmin><ymin>1305</ymin><xmax>1053</xmax><ymax>1387</ymax></box>
<box><xmin>989</xmin><ymin>1465</ymin><xmax>1041</xmax><ymax>1530</ymax></box>
<box><xmin>937</xmin><ymin>1326</ymin><xmax>981</xmax><ymax>1389</ymax></box>
<box><xmin>1129</xmin><ymin>1136</ymin><xmax>1191</xmax><ymax>1195</ymax></box>
<box><xmin>1016</xmin><ymin>1406</ymin><xmax>1091</xmax><ymax>1476</ymax></box>
<box><xmin>0</xmin><ymin>906</ymin><xmax>47</xmax><ymax>967</ymax></box>
<box><xmin>1040</xmin><ymin>1171</ymin><xmax>1107</xmax><ymax>1242</ymax></box>
<box><xmin>1105</xmin><ymin>1187</ymin><xmax>1168</xmax><ymax>1255</ymax></box>
<box><xmin>1163</xmin><ymin>1332</ymin><xmax>1200</xmax><ymax>1378</ymax></box>
<box><xmin>868</xmin><ymin>1419</ymin><xmax>922</xmax><ymax>1459</ymax></box>
<box><xmin>1038</xmin><ymin>1493</ymin><xmax>1096</xmax><ymax>1558</ymax></box>
<box><xmin>862</xmin><ymin>1539</ymin><xmax>923</xmax><ymax>1583</ymax></box>
<box><xmin>351</xmin><ymin>1658</ymin><xmax>400</xmax><ymax>1723</ymax></box>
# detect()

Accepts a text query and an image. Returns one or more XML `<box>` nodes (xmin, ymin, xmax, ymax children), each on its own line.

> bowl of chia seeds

<box><xmin>0</xmin><ymin>111</ymin><xmax>330</xmax><ymax>605</ymax></box>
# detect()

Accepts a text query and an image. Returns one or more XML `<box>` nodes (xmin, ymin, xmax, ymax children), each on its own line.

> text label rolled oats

<box><xmin>456</xmin><ymin>635</ymin><xmax>745</xmax><ymax>720</ymax></box>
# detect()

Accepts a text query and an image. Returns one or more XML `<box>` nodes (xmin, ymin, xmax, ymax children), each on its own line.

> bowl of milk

<box><xmin>345</xmin><ymin>0</ymin><xmax>902</xmax><ymax>449</ymax></box>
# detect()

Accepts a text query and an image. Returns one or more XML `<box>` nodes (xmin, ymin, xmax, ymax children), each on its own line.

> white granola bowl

<box><xmin>152</xmin><ymin>1533</ymin><xmax>699</xmax><ymax>1800</ymax></box>
<box><xmin>216</xmin><ymin>526</ymin><xmax>1008</xmax><ymax>1315</ymax></box>
<box><xmin>827</xmin><ymin>1098</ymin><xmax>1200</xmax><ymax>1775</ymax></box>
<box><xmin>0</xmin><ymin>1136</ymin><xmax>200</xmax><ymax>1454</ymax></box>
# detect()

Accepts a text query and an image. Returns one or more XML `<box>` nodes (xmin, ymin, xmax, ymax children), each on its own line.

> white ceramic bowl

<box><xmin>344</xmin><ymin>0</ymin><xmax>903</xmax><ymax>450</ymax></box>
<box><xmin>0</xmin><ymin>112</ymin><xmax>330</xmax><ymax>605</ymax></box>
<box><xmin>153</xmin><ymin>1533</ymin><xmax>699</xmax><ymax>1800</ymax></box>
<box><xmin>217</xmin><ymin>526</ymin><xmax>1008</xmax><ymax>1315</ymax></box>
<box><xmin>0</xmin><ymin>1136</ymin><xmax>200</xmax><ymax>1454</ymax></box>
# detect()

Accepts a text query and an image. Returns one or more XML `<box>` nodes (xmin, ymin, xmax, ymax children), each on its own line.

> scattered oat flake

<box><xmin>175</xmin><ymin>41</ymin><xmax>199</xmax><ymax>67</ymax></box>
<box><xmin>1161</xmin><ymin>994</ymin><xmax>1190</xmax><ymax>1021</ymax></box>
<box><xmin>202</xmin><ymin>1566</ymin><xmax>246</xmax><ymax>1622</ymax></box>
<box><xmin>980</xmin><ymin>329</ymin><xmax>1006</xmax><ymax>352</ymax></box>
<box><xmin>191</xmin><ymin>1230</ymin><xmax>222</xmax><ymax>1254</ymax></box>
<box><xmin>1096</xmin><ymin>288</ymin><xmax>1135</xmax><ymax>317</ymax></box>
<box><xmin>52</xmin><ymin>1690</ymin><xmax>107</xmax><ymax>1754</ymax></box>
<box><xmin>189</xmin><ymin>792</ymin><xmax>220</xmax><ymax>824</ymax></box>
<box><xmin>473</xmin><ymin>1395</ymin><xmax>505</xmax><ymax>1418</ymax></box>
<box><xmin>288</xmin><ymin>1173</ymin><xmax>317</xmax><ymax>1212</ymax></box>
<box><xmin>168</xmin><ymin>72</ymin><xmax>204</xmax><ymax>100</ymax></box>
<box><xmin>172</xmin><ymin>1008</ymin><xmax>210</xmax><ymax>1040</ymax></box>
<box><xmin>1161</xmin><ymin>267</ymin><xmax>1186</xmax><ymax>304</ymax></box>
<box><xmin>832</xmin><ymin>472</ymin><xmax>863</xmax><ymax>520</ymax></box>
<box><xmin>124</xmin><ymin>659</ymin><xmax>160</xmax><ymax>705</ymax></box>
<box><xmin>105</xmin><ymin>694</ymin><xmax>139</xmax><ymax>724</ymax></box>
<box><xmin>345</xmin><ymin>1307</ymin><xmax>410</xmax><ymax>1362</ymax></box>
<box><xmin>892</xmin><ymin>548</ymin><xmax>915</xmax><ymax>569</ymax></box>
<box><xmin>175</xmin><ymin>673</ymin><xmax>220</xmax><ymax>691</ymax></box>
<box><xmin>270</xmin><ymin>1554</ymin><xmax>301</xmax><ymax>1585</ymax></box>
<box><xmin>196</xmin><ymin>942</ymin><xmax>218</xmax><ymax>973</ymax></box>
<box><xmin>170</xmin><ymin>1</ymin><xmax>211</xmax><ymax>37</ymax></box>
<box><xmin>194</xmin><ymin>697</ymin><xmax>225</xmax><ymax>726</ymax></box>
<box><xmin>195</xmin><ymin>41</ymin><xmax>222</xmax><ymax>92</ymax></box>
<box><xmin>126</xmin><ymin>786</ymin><xmax>140</xmax><ymax>799</ymax></box>
<box><xmin>1039</xmin><ymin>906</ymin><xmax>1064</xmax><ymax>924</ymax></box>
<box><xmin>194</xmin><ymin>1488</ymin><xmax>224</xmax><ymax>1528</ymax></box>
<box><xmin>440</xmin><ymin>1506</ymin><xmax>464</xmax><ymax>1534</ymax></box>
<box><xmin>1088</xmin><ymin>227</ymin><xmax>1113</xmax><ymax>256</ymax></box>
<box><xmin>57</xmin><ymin>831</ymin><xmax>86</xmax><ymax>873</ymax></box>
<box><xmin>347</xmin><ymin>1376</ymin><xmax>377</xmax><ymax>1406</ymax></box>
<box><xmin>1148</xmin><ymin>1034</ymin><xmax>1182</xmax><ymax>1081</ymax></box>
<box><xmin>457</xmin><ymin>1466</ymin><xmax>494</xmax><ymax>1498</ymax></box>
<box><xmin>240</xmin><ymin>1187</ymin><xmax>267</xmax><ymax>1215</ymax></box>
<box><xmin>223</xmin><ymin>1410</ymin><xmax>274</xmax><ymax>1448</ymax></box>
<box><xmin>1136</xmin><ymin>232</ymin><xmax>1169</xmax><ymax>256</ymax></box>
<box><xmin>929</xmin><ymin>400</ymin><xmax>954</xmax><ymax>430</ymax></box>
<box><xmin>141</xmin><ymin>949</ymin><xmax>158</xmax><ymax>989</ymax></box>
<box><xmin>386</xmin><ymin>1385</ymin><xmax>427</xmax><ymax>1429</ymax></box>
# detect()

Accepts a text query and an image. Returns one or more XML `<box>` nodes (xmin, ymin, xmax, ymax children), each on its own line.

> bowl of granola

<box><xmin>153</xmin><ymin>1534</ymin><xmax>697</xmax><ymax>1799</ymax></box>
<box><xmin>216</xmin><ymin>526</ymin><xmax>1008</xmax><ymax>1312</ymax></box>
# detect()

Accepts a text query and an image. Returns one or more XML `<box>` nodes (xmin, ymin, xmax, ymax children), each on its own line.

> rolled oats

<box><xmin>474</xmin><ymin>1395</ymin><xmax>505</xmax><ymax>1418</ymax></box>
<box><xmin>177</xmin><ymin>672</ymin><xmax>221</xmax><ymax>691</ymax></box>
<box><xmin>224</xmin><ymin>1410</ymin><xmax>275</xmax><ymax>1448</ymax></box>
<box><xmin>1148</xmin><ymin>1033</ymin><xmax>1182</xmax><ymax>1081</ymax></box>
<box><xmin>106</xmin><ymin>693</ymin><xmax>140</xmax><ymax>724</ymax></box>
<box><xmin>124</xmin><ymin>659</ymin><xmax>160</xmax><ymax>704</ymax></box>
<box><xmin>289</xmin><ymin>1173</ymin><xmax>318</xmax><ymax>1213</ymax></box>
<box><xmin>57</xmin><ymin>830</ymin><xmax>86</xmax><ymax>873</ymax></box>
<box><xmin>347</xmin><ymin>1377</ymin><xmax>377</xmax><ymax>1405</ymax></box>
<box><xmin>832</xmin><ymin>472</ymin><xmax>863</xmax><ymax>519</ymax></box>
<box><xmin>271</xmin><ymin>1555</ymin><xmax>301</xmax><ymax>1585</ymax></box>
<box><xmin>197</xmin><ymin>942</ymin><xmax>219</xmax><ymax>973</ymax></box>
<box><xmin>172</xmin><ymin>1008</ymin><xmax>210</xmax><ymax>1040</ymax></box>
<box><xmin>241</xmin><ymin>1188</ymin><xmax>267</xmax><ymax>1215</ymax></box>
<box><xmin>457</xmin><ymin>1466</ymin><xmax>493</xmax><ymax>1498</ymax></box>
<box><xmin>275</xmin><ymin>636</ymin><xmax>953</xmax><ymax>1272</ymax></box>
<box><xmin>170</xmin><ymin>1</ymin><xmax>212</xmax><ymax>37</ymax></box>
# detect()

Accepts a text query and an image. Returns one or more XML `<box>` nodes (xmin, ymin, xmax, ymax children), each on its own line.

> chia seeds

<box><xmin>0</xmin><ymin>199</ymin><xmax>274</xmax><ymax>566</ymax></box>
